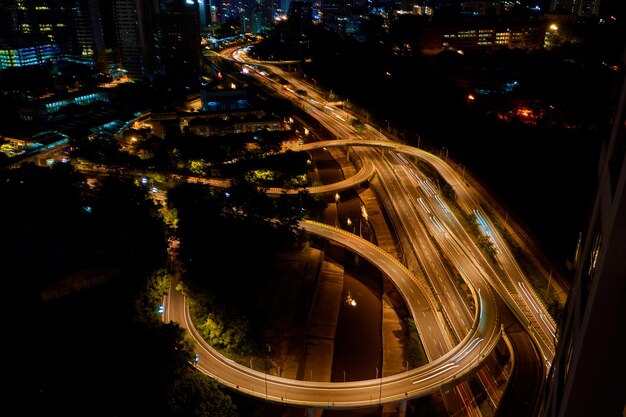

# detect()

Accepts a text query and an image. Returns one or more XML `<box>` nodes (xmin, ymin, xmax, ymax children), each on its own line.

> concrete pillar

<box><xmin>398</xmin><ymin>399</ymin><xmax>407</xmax><ymax>417</ymax></box>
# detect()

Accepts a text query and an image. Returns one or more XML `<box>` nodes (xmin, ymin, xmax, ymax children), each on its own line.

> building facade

<box><xmin>0</xmin><ymin>0</ymin><xmax>107</xmax><ymax>71</ymax></box>
<box><xmin>0</xmin><ymin>38</ymin><xmax>58</xmax><ymax>70</ymax></box>
<box><xmin>420</xmin><ymin>21</ymin><xmax>547</xmax><ymax>54</ymax></box>
<box><xmin>549</xmin><ymin>0</ymin><xmax>601</xmax><ymax>16</ymax></box>
<box><xmin>539</xmin><ymin>51</ymin><xmax>626</xmax><ymax>417</ymax></box>
<box><xmin>112</xmin><ymin>0</ymin><xmax>160</xmax><ymax>81</ymax></box>
<box><xmin>159</xmin><ymin>1</ymin><xmax>202</xmax><ymax>83</ymax></box>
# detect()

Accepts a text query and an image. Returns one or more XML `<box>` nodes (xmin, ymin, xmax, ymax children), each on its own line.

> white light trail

<box><xmin>412</xmin><ymin>363</ymin><xmax>460</xmax><ymax>384</ymax></box>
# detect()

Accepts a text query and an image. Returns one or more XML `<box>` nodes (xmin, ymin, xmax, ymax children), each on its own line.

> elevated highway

<box><xmin>167</xmin><ymin>47</ymin><xmax>556</xmax><ymax>414</ymax></box>
<box><xmin>168</xmin><ymin>220</ymin><xmax>501</xmax><ymax>410</ymax></box>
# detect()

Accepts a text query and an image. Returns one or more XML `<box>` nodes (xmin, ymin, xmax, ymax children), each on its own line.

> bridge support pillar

<box><xmin>398</xmin><ymin>399</ymin><xmax>407</xmax><ymax>417</ymax></box>
<box><xmin>346</xmin><ymin>146</ymin><xmax>350</xmax><ymax>162</ymax></box>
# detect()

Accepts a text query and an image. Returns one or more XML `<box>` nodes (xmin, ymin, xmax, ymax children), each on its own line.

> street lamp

<box><xmin>335</xmin><ymin>193</ymin><xmax>340</xmax><ymax>226</ymax></box>
<box><xmin>360</xmin><ymin>204</ymin><xmax>368</xmax><ymax>238</ymax></box>
<box><xmin>545</xmin><ymin>271</ymin><xmax>553</xmax><ymax>299</ymax></box>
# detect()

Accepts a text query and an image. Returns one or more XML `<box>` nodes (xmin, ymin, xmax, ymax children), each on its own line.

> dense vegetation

<box><xmin>1</xmin><ymin>163</ymin><xmax>237</xmax><ymax>416</ymax></box>
<box><xmin>168</xmin><ymin>172</ymin><xmax>325</xmax><ymax>357</ymax></box>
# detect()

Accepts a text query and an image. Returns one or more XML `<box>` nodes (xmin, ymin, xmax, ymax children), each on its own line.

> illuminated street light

<box><xmin>344</xmin><ymin>291</ymin><xmax>357</xmax><ymax>307</ymax></box>
<box><xmin>346</xmin><ymin>217</ymin><xmax>355</xmax><ymax>234</ymax></box>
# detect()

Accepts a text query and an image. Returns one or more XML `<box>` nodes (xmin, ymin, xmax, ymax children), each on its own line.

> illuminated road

<box><xmin>167</xmin><ymin>220</ymin><xmax>501</xmax><ymax>409</ymax></box>
<box><xmin>165</xmin><ymin>132</ymin><xmax>504</xmax><ymax>412</ymax></box>
<box><xmin>292</xmin><ymin>139</ymin><xmax>557</xmax><ymax>365</ymax></box>
<box><xmin>164</xmin><ymin>47</ymin><xmax>558</xmax><ymax>414</ymax></box>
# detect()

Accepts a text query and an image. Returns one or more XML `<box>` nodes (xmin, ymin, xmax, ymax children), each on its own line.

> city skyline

<box><xmin>1</xmin><ymin>1</ymin><xmax>624</xmax><ymax>416</ymax></box>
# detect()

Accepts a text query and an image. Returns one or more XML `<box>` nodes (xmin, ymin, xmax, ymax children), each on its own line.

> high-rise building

<box><xmin>218</xmin><ymin>1</ymin><xmax>237</xmax><ymax>24</ymax></box>
<box><xmin>238</xmin><ymin>0</ymin><xmax>273</xmax><ymax>34</ymax></box>
<box><xmin>112</xmin><ymin>0</ymin><xmax>160</xmax><ymax>81</ymax></box>
<box><xmin>461</xmin><ymin>0</ymin><xmax>502</xmax><ymax>15</ymax></box>
<box><xmin>159</xmin><ymin>1</ymin><xmax>201</xmax><ymax>83</ymax></box>
<box><xmin>111</xmin><ymin>0</ymin><xmax>202</xmax><ymax>84</ymax></box>
<box><xmin>240</xmin><ymin>3</ymin><xmax>254</xmax><ymax>33</ymax></box>
<box><xmin>0</xmin><ymin>0</ymin><xmax>69</xmax><ymax>45</ymax></box>
<box><xmin>257</xmin><ymin>0</ymin><xmax>275</xmax><ymax>30</ymax></box>
<box><xmin>0</xmin><ymin>0</ymin><xmax>107</xmax><ymax>71</ymax></box>
<box><xmin>66</xmin><ymin>0</ymin><xmax>107</xmax><ymax>71</ymax></box>
<box><xmin>278</xmin><ymin>0</ymin><xmax>292</xmax><ymax>16</ymax></box>
<box><xmin>198</xmin><ymin>0</ymin><xmax>208</xmax><ymax>27</ymax></box>
<box><xmin>320</xmin><ymin>0</ymin><xmax>363</xmax><ymax>33</ymax></box>
<box><xmin>209</xmin><ymin>0</ymin><xmax>219</xmax><ymax>24</ymax></box>
<box><xmin>286</xmin><ymin>0</ymin><xmax>314</xmax><ymax>34</ymax></box>
<box><xmin>539</xmin><ymin>50</ymin><xmax>626</xmax><ymax>417</ymax></box>
<box><xmin>195</xmin><ymin>0</ymin><xmax>218</xmax><ymax>28</ymax></box>
<box><xmin>320</xmin><ymin>0</ymin><xmax>344</xmax><ymax>24</ymax></box>
<box><xmin>550</xmin><ymin>0</ymin><xmax>601</xmax><ymax>15</ymax></box>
